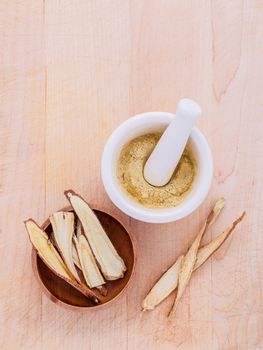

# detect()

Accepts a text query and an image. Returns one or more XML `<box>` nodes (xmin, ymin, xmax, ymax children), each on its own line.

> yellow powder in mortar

<box><xmin>117</xmin><ymin>133</ymin><xmax>196</xmax><ymax>209</ymax></box>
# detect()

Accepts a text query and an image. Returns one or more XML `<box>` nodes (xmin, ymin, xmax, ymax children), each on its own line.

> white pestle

<box><xmin>143</xmin><ymin>99</ymin><xmax>202</xmax><ymax>187</ymax></box>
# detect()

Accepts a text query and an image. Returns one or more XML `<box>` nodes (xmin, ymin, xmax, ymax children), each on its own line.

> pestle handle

<box><xmin>143</xmin><ymin>99</ymin><xmax>202</xmax><ymax>187</ymax></box>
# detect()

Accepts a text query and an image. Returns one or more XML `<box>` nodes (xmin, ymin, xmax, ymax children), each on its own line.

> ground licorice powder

<box><xmin>117</xmin><ymin>133</ymin><xmax>196</xmax><ymax>209</ymax></box>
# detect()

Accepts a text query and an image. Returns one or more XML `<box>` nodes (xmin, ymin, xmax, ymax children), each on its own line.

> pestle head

<box><xmin>143</xmin><ymin>99</ymin><xmax>202</xmax><ymax>187</ymax></box>
<box><xmin>177</xmin><ymin>98</ymin><xmax>202</xmax><ymax>122</ymax></box>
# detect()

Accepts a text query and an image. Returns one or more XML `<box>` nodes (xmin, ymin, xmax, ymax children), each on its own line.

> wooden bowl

<box><xmin>31</xmin><ymin>205</ymin><xmax>136</xmax><ymax>310</ymax></box>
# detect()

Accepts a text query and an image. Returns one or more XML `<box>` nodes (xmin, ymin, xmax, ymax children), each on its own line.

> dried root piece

<box><xmin>142</xmin><ymin>208</ymin><xmax>245</xmax><ymax>314</ymax></box>
<box><xmin>168</xmin><ymin>198</ymin><xmax>225</xmax><ymax>320</ymax></box>
<box><xmin>206</xmin><ymin>198</ymin><xmax>225</xmax><ymax>227</ymax></box>
<box><xmin>50</xmin><ymin>229</ymin><xmax>82</xmax><ymax>270</ymax></box>
<box><xmin>50</xmin><ymin>212</ymin><xmax>80</xmax><ymax>283</ymax></box>
<box><xmin>168</xmin><ymin>224</ymin><xmax>206</xmax><ymax>319</ymax></box>
<box><xmin>72</xmin><ymin>219</ymin><xmax>83</xmax><ymax>270</ymax></box>
<box><xmin>49</xmin><ymin>231</ymin><xmax>57</xmax><ymax>248</ymax></box>
<box><xmin>74</xmin><ymin>235</ymin><xmax>106</xmax><ymax>289</ymax></box>
<box><xmin>142</xmin><ymin>255</ymin><xmax>184</xmax><ymax>311</ymax></box>
<box><xmin>25</xmin><ymin>219</ymin><xmax>100</xmax><ymax>304</ymax></box>
<box><xmin>140</xmin><ymin>199</ymin><xmax>244</xmax><ymax>318</ymax></box>
<box><xmin>65</xmin><ymin>190</ymin><xmax>126</xmax><ymax>280</ymax></box>
<box><xmin>76</xmin><ymin>219</ymin><xmax>82</xmax><ymax>239</ymax></box>
<box><xmin>194</xmin><ymin>211</ymin><xmax>246</xmax><ymax>271</ymax></box>
<box><xmin>25</xmin><ymin>219</ymin><xmax>72</xmax><ymax>279</ymax></box>
<box><xmin>72</xmin><ymin>241</ymin><xmax>82</xmax><ymax>270</ymax></box>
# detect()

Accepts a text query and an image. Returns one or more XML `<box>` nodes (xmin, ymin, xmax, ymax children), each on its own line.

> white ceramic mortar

<box><xmin>101</xmin><ymin>112</ymin><xmax>213</xmax><ymax>223</ymax></box>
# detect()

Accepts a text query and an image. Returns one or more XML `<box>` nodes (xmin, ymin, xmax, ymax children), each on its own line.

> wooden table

<box><xmin>1</xmin><ymin>1</ymin><xmax>262</xmax><ymax>349</ymax></box>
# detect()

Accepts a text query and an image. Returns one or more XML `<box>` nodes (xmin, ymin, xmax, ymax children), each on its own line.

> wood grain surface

<box><xmin>0</xmin><ymin>1</ymin><xmax>262</xmax><ymax>349</ymax></box>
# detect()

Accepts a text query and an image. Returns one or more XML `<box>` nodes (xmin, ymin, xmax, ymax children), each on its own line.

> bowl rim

<box><xmin>101</xmin><ymin>112</ymin><xmax>213</xmax><ymax>223</ymax></box>
<box><xmin>31</xmin><ymin>204</ymin><xmax>137</xmax><ymax>311</ymax></box>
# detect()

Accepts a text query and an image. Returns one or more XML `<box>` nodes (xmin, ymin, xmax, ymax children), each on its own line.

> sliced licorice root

<box><xmin>50</xmin><ymin>211</ymin><xmax>81</xmax><ymax>283</ymax></box>
<box><xmin>142</xmin><ymin>199</ymin><xmax>226</xmax><ymax>313</ymax></box>
<box><xmin>25</xmin><ymin>219</ymin><xmax>100</xmax><ymax>304</ymax></box>
<box><xmin>168</xmin><ymin>198</ymin><xmax>226</xmax><ymax>319</ymax></box>
<box><xmin>142</xmin><ymin>255</ymin><xmax>184</xmax><ymax>311</ymax></box>
<box><xmin>194</xmin><ymin>211</ymin><xmax>245</xmax><ymax>271</ymax></box>
<box><xmin>65</xmin><ymin>190</ymin><xmax>126</xmax><ymax>280</ymax></box>
<box><xmin>74</xmin><ymin>235</ymin><xmax>106</xmax><ymax>290</ymax></box>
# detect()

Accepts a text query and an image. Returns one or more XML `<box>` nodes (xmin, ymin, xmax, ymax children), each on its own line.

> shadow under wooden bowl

<box><xmin>31</xmin><ymin>205</ymin><xmax>136</xmax><ymax>311</ymax></box>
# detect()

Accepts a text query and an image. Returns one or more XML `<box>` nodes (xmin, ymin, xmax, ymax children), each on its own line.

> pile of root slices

<box><xmin>142</xmin><ymin>198</ymin><xmax>246</xmax><ymax>320</ymax></box>
<box><xmin>25</xmin><ymin>190</ymin><xmax>127</xmax><ymax>305</ymax></box>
